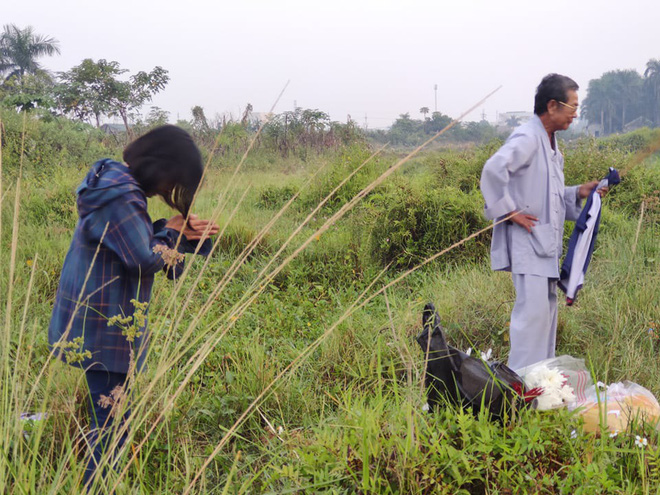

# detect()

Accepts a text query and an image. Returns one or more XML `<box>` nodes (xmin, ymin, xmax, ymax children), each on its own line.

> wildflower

<box><xmin>609</xmin><ymin>431</ymin><xmax>618</xmax><ymax>438</ymax></box>
<box><xmin>422</xmin><ymin>403</ymin><xmax>430</xmax><ymax>412</ymax></box>
<box><xmin>635</xmin><ymin>435</ymin><xmax>648</xmax><ymax>447</ymax></box>
<box><xmin>107</xmin><ymin>299</ymin><xmax>149</xmax><ymax>343</ymax></box>
<box><xmin>570</xmin><ymin>430</ymin><xmax>577</xmax><ymax>439</ymax></box>
<box><xmin>465</xmin><ymin>347</ymin><xmax>472</xmax><ymax>356</ymax></box>
<box><xmin>53</xmin><ymin>336</ymin><xmax>92</xmax><ymax>364</ymax></box>
<box><xmin>153</xmin><ymin>244</ymin><xmax>185</xmax><ymax>266</ymax></box>
<box><xmin>480</xmin><ymin>348</ymin><xmax>493</xmax><ymax>361</ymax></box>
<box><xmin>26</xmin><ymin>259</ymin><xmax>33</xmax><ymax>267</ymax></box>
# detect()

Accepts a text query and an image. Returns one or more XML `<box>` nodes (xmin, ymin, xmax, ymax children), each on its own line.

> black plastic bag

<box><xmin>417</xmin><ymin>302</ymin><xmax>535</xmax><ymax>419</ymax></box>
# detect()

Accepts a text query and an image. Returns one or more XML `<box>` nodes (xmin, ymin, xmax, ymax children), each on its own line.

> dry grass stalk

<box><xmin>3</xmin><ymin>113</ymin><xmax>26</xmax><ymax>333</ymax></box>
<box><xmin>180</xmin><ymin>88</ymin><xmax>503</xmax><ymax>492</ymax></box>
<box><xmin>623</xmin><ymin>200</ymin><xmax>645</xmax><ymax>290</ymax></box>
<box><xmin>0</xmin><ymin>118</ymin><xmax>3</xmax><ymax>275</ymax></box>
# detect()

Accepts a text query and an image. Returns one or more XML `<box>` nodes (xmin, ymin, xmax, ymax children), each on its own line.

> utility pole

<box><xmin>364</xmin><ymin>113</ymin><xmax>368</xmax><ymax>129</ymax></box>
<box><xmin>434</xmin><ymin>84</ymin><xmax>438</xmax><ymax>112</ymax></box>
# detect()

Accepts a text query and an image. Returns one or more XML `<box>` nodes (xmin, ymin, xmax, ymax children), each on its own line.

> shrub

<box><xmin>562</xmin><ymin>136</ymin><xmax>628</xmax><ymax>186</ymax></box>
<box><xmin>256</xmin><ymin>184</ymin><xmax>298</xmax><ymax>209</ymax></box>
<box><xmin>23</xmin><ymin>183</ymin><xmax>77</xmax><ymax>228</ymax></box>
<box><xmin>0</xmin><ymin>110</ymin><xmax>115</xmax><ymax>177</ymax></box>
<box><xmin>367</xmin><ymin>181</ymin><xmax>490</xmax><ymax>268</ymax></box>
<box><xmin>606</xmin><ymin>158</ymin><xmax>660</xmax><ymax>220</ymax></box>
<box><xmin>298</xmin><ymin>144</ymin><xmax>388</xmax><ymax>212</ymax></box>
<box><xmin>599</xmin><ymin>127</ymin><xmax>660</xmax><ymax>153</ymax></box>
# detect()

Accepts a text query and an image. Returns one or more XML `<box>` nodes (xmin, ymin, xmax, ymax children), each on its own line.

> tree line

<box><xmin>5</xmin><ymin>22</ymin><xmax>658</xmax><ymax>149</ymax></box>
<box><xmin>0</xmin><ymin>23</ymin><xmax>362</xmax><ymax>156</ymax></box>
<box><xmin>366</xmin><ymin>110</ymin><xmax>502</xmax><ymax>146</ymax></box>
<box><xmin>0</xmin><ymin>24</ymin><xmax>168</xmax><ymax>136</ymax></box>
<box><xmin>581</xmin><ymin>59</ymin><xmax>660</xmax><ymax>135</ymax></box>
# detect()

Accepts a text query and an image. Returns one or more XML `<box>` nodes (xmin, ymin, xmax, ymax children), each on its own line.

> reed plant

<box><xmin>3</xmin><ymin>102</ymin><xmax>660</xmax><ymax>493</ymax></box>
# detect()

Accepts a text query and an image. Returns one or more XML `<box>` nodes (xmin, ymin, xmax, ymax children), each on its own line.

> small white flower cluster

<box><xmin>523</xmin><ymin>365</ymin><xmax>576</xmax><ymax>410</ymax></box>
<box><xmin>635</xmin><ymin>435</ymin><xmax>648</xmax><ymax>448</ymax></box>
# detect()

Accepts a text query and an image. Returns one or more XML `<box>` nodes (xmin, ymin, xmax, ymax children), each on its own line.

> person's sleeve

<box><xmin>87</xmin><ymin>194</ymin><xmax>178</xmax><ymax>275</ymax></box>
<box><xmin>480</xmin><ymin>133</ymin><xmax>538</xmax><ymax>220</ymax></box>
<box><xmin>563</xmin><ymin>185</ymin><xmax>583</xmax><ymax>221</ymax></box>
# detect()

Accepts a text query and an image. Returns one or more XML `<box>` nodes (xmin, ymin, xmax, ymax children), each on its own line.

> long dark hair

<box><xmin>123</xmin><ymin>125</ymin><xmax>203</xmax><ymax>218</ymax></box>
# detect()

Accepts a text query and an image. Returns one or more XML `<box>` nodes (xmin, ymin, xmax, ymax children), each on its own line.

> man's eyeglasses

<box><xmin>556</xmin><ymin>100</ymin><xmax>578</xmax><ymax>113</ymax></box>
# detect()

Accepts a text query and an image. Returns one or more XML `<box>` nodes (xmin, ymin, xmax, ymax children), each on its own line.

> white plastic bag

<box><xmin>516</xmin><ymin>355</ymin><xmax>592</xmax><ymax>405</ymax></box>
<box><xmin>576</xmin><ymin>381</ymin><xmax>660</xmax><ymax>433</ymax></box>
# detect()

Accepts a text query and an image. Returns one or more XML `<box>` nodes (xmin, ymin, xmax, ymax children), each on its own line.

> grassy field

<box><xmin>2</xmin><ymin>112</ymin><xmax>660</xmax><ymax>493</ymax></box>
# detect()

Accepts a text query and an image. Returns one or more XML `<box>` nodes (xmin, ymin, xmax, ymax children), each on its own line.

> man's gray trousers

<box><xmin>508</xmin><ymin>273</ymin><xmax>558</xmax><ymax>371</ymax></box>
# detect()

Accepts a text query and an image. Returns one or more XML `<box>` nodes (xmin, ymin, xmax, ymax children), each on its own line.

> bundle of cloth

<box><xmin>559</xmin><ymin>167</ymin><xmax>620</xmax><ymax>305</ymax></box>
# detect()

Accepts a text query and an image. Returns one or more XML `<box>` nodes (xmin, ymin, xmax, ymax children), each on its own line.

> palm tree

<box><xmin>420</xmin><ymin>107</ymin><xmax>430</xmax><ymax>119</ymax></box>
<box><xmin>610</xmin><ymin>69</ymin><xmax>643</xmax><ymax>130</ymax></box>
<box><xmin>0</xmin><ymin>24</ymin><xmax>60</xmax><ymax>83</ymax></box>
<box><xmin>582</xmin><ymin>77</ymin><xmax>615</xmax><ymax>134</ymax></box>
<box><xmin>644</xmin><ymin>59</ymin><xmax>660</xmax><ymax>126</ymax></box>
<box><xmin>505</xmin><ymin>115</ymin><xmax>521</xmax><ymax>128</ymax></box>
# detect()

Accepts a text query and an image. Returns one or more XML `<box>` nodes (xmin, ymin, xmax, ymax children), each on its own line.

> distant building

<box><xmin>250</xmin><ymin>112</ymin><xmax>272</xmax><ymax>124</ymax></box>
<box><xmin>497</xmin><ymin>111</ymin><xmax>534</xmax><ymax>127</ymax></box>
<box><xmin>583</xmin><ymin>121</ymin><xmax>603</xmax><ymax>137</ymax></box>
<box><xmin>100</xmin><ymin>123</ymin><xmax>125</xmax><ymax>134</ymax></box>
<box><xmin>623</xmin><ymin>116</ymin><xmax>653</xmax><ymax>133</ymax></box>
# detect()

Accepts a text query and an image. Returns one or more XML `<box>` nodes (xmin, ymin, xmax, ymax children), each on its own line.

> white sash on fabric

<box><xmin>564</xmin><ymin>193</ymin><xmax>601</xmax><ymax>300</ymax></box>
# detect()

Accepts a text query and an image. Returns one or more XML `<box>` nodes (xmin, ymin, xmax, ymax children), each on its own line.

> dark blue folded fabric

<box><xmin>558</xmin><ymin>168</ymin><xmax>620</xmax><ymax>305</ymax></box>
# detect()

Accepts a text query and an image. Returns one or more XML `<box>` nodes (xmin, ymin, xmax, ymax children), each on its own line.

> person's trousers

<box><xmin>507</xmin><ymin>274</ymin><xmax>558</xmax><ymax>371</ymax></box>
<box><xmin>83</xmin><ymin>370</ymin><xmax>128</xmax><ymax>490</ymax></box>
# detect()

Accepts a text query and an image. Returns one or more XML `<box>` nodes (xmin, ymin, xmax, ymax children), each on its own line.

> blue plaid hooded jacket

<box><xmin>48</xmin><ymin>159</ymin><xmax>179</xmax><ymax>374</ymax></box>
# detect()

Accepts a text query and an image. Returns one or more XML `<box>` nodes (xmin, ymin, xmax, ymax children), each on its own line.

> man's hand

<box><xmin>166</xmin><ymin>214</ymin><xmax>220</xmax><ymax>241</ymax></box>
<box><xmin>508</xmin><ymin>211</ymin><xmax>538</xmax><ymax>233</ymax></box>
<box><xmin>579</xmin><ymin>180</ymin><xmax>609</xmax><ymax>199</ymax></box>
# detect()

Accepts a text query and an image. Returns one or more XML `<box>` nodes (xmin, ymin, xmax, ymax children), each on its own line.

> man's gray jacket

<box><xmin>480</xmin><ymin>115</ymin><xmax>583</xmax><ymax>278</ymax></box>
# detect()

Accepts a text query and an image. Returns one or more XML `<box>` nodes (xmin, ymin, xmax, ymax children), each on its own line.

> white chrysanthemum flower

<box><xmin>523</xmin><ymin>365</ymin><xmax>576</xmax><ymax>411</ymax></box>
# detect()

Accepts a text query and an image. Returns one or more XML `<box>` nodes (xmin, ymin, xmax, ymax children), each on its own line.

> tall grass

<box><xmin>3</xmin><ymin>105</ymin><xmax>660</xmax><ymax>493</ymax></box>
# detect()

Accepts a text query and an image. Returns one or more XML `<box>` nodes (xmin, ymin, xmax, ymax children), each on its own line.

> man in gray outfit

<box><xmin>480</xmin><ymin>74</ymin><xmax>606</xmax><ymax>370</ymax></box>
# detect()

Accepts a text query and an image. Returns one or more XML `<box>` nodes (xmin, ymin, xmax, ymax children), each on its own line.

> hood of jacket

<box><xmin>76</xmin><ymin>159</ymin><xmax>143</xmax><ymax>217</ymax></box>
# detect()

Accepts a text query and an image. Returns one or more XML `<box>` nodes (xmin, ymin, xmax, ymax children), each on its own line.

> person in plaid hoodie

<box><xmin>48</xmin><ymin>125</ymin><xmax>218</xmax><ymax>490</ymax></box>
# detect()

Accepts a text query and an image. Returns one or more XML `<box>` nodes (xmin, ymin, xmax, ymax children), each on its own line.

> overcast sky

<box><xmin>5</xmin><ymin>0</ymin><xmax>660</xmax><ymax>127</ymax></box>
